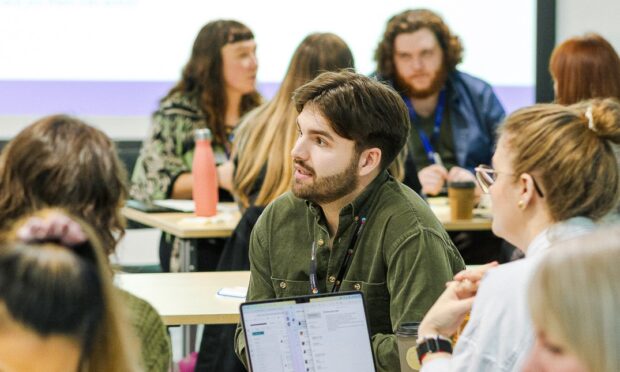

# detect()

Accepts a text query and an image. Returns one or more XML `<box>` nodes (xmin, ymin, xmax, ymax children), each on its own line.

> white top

<box><xmin>422</xmin><ymin>217</ymin><xmax>594</xmax><ymax>372</ymax></box>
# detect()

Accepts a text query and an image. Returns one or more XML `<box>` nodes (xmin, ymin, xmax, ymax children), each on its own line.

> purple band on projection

<box><xmin>0</xmin><ymin>80</ymin><xmax>532</xmax><ymax>116</ymax></box>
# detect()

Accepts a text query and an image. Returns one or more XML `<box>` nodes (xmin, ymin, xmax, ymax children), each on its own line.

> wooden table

<box><xmin>116</xmin><ymin>271</ymin><xmax>250</xmax><ymax>325</ymax></box>
<box><xmin>123</xmin><ymin>199</ymin><xmax>490</xmax><ymax>236</ymax></box>
<box><xmin>122</xmin><ymin>198</ymin><xmax>492</xmax><ymax>270</ymax></box>
<box><xmin>122</xmin><ymin>202</ymin><xmax>241</xmax><ymax>239</ymax></box>
<box><xmin>122</xmin><ymin>203</ymin><xmax>241</xmax><ymax>271</ymax></box>
<box><xmin>116</xmin><ymin>271</ymin><xmax>251</xmax><ymax>355</ymax></box>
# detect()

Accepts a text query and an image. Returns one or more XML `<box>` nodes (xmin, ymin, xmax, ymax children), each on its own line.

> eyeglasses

<box><xmin>475</xmin><ymin>165</ymin><xmax>545</xmax><ymax>197</ymax></box>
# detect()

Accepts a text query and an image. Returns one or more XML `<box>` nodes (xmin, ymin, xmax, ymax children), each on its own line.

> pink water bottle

<box><xmin>192</xmin><ymin>128</ymin><xmax>218</xmax><ymax>217</ymax></box>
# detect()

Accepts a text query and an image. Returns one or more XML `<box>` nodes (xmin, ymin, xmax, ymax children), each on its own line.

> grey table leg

<box><xmin>180</xmin><ymin>238</ymin><xmax>197</xmax><ymax>272</ymax></box>
<box><xmin>180</xmin><ymin>238</ymin><xmax>198</xmax><ymax>357</ymax></box>
<box><xmin>182</xmin><ymin>325</ymin><xmax>198</xmax><ymax>358</ymax></box>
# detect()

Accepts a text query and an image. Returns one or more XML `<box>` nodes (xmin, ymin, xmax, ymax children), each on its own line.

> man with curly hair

<box><xmin>374</xmin><ymin>9</ymin><xmax>505</xmax><ymax>196</ymax></box>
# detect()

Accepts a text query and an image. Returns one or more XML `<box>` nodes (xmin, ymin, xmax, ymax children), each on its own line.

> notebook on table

<box><xmin>240</xmin><ymin>291</ymin><xmax>376</xmax><ymax>372</ymax></box>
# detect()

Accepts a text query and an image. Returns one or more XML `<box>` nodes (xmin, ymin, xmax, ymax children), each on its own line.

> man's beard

<box><xmin>395</xmin><ymin>64</ymin><xmax>448</xmax><ymax>99</ymax></box>
<box><xmin>292</xmin><ymin>153</ymin><xmax>360</xmax><ymax>204</ymax></box>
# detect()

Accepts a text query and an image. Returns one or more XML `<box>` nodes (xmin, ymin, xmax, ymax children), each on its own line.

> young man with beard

<box><xmin>234</xmin><ymin>71</ymin><xmax>465</xmax><ymax>371</ymax></box>
<box><xmin>374</xmin><ymin>9</ymin><xmax>505</xmax><ymax>196</ymax></box>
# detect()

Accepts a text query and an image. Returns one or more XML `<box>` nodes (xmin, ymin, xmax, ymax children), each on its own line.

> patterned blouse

<box><xmin>131</xmin><ymin>93</ymin><xmax>230</xmax><ymax>202</ymax></box>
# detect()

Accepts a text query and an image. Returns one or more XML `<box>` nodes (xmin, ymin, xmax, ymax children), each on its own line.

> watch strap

<box><xmin>416</xmin><ymin>336</ymin><xmax>453</xmax><ymax>363</ymax></box>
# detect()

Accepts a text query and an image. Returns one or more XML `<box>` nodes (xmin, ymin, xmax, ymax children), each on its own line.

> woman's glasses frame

<box><xmin>475</xmin><ymin>165</ymin><xmax>544</xmax><ymax>197</ymax></box>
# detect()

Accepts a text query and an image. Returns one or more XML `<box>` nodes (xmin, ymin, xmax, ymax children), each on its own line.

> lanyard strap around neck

<box><xmin>331</xmin><ymin>216</ymin><xmax>366</xmax><ymax>293</ymax></box>
<box><xmin>309</xmin><ymin>215</ymin><xmax>367</xmax><ymax>294</ymax></box>
<box><xmin>402</xmin><ymin>89</ymin><xmax>447</xmax><ymax>164</ymax></box>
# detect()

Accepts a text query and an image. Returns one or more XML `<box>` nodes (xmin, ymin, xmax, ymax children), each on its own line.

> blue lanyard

<box><xmin>402</xmin><ymin>89</ymin><xmax>447</xmax><ymax>164</ymax></box>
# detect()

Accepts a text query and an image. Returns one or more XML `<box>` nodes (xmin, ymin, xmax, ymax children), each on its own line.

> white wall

<box><xmin>0</xmin><ymin>0</ymin><xmax>534</xmax><ymax>85</ymax></box>
<box><xmin>0</xmin><ymin>1</ymin><xmax>536</xmax><ymax>140</ymax></box>
<box><xmin>6</xmin><ymin>1</ymin><xmax>618</xmax><ymax>140</ymax></box>
<box><xmin>556</xmin><ymin>0</ymin><xmax>620</xmax><ymax>50</ymax></box>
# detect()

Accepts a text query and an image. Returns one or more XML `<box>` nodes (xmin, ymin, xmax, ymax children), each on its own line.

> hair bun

<box><xmin>582</xmin><ymin>98</ymin><xmax>620</xmax><ymax>144</ymax></box>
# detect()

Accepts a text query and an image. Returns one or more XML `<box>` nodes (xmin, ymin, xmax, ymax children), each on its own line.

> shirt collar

<box><xmin>526</xmin><ymin>217</ymin><xmax>595</xmax><ymax>258</ymax></box>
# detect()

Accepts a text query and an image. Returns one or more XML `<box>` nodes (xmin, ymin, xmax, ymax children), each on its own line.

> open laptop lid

<box><xmin>240</xmin><ymin>291</ymin><xmax>376</xmax><ymax>372</ymax></box>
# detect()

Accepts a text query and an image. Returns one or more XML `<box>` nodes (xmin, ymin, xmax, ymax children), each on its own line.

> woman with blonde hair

<box><xmin>523</xmin><ymin>226</ymin><xmax>620</xmax><ymax>372</ymax></box>
<box><xmin>415</xmin><ymin>98</ymin><xmax>620</xmax><ymax>371</ymax></box>
<box><xmin>0</xmin><ymin>209</ymin><xmax>140</xmax><ymax>372</ymax></box>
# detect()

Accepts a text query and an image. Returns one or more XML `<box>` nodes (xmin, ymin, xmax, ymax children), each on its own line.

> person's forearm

<box><xmin>171</xmin><ymin>173</ymin><xmax>193</xmax><ymax>199</ymax></box>
<box><xmin>217</xmin><ymin>161</ymin><xmax>234</xmax><ymax>193</ymax></box>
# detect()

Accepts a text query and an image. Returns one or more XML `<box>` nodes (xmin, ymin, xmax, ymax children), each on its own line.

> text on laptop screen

<box><xmin>241</xmin><ymin>293</ymin><xmax>375</xmax><ymax>372</ymax></box>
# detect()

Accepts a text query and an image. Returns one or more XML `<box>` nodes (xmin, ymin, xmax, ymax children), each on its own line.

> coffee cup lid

<box><xmin>448</xmin><ymin>181</ymin><xmax>476</xmax><ymax>189</ymax></box>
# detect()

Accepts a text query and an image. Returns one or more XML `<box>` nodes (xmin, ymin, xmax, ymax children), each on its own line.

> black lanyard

<box><xmin>401</xmin><ymin>89</ymin><xmax>447</xmax><ymax>164</ymax></box>
<box><xmin>309</xmin><ymin>216</ymin><xmax>367</xmax><ymax>294</ymax></box>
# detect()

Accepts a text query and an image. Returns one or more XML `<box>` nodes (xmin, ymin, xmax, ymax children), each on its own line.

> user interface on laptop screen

<box><xmin>240</xmin><ymin>292</ymin><xmax>375</xmax><ymax>372</ymax></box>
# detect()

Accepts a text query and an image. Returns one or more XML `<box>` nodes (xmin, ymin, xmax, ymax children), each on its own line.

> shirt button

<box><xmin>353</xmin><ymin>283</ymin><xmax>361</xmax><ymax>291</ymax></box>
<box><xmin>280</xmin><ymin>281</ymin><xmax>287</xmax><ymax>289</ymax></box>
<box><xmin>328</xmin><ymin>276</ymin><xmax>336</xmax><ymax>283</ymax></box>
<box><xmin>317</xmin><ymin>239</ymin><xmax>325</xmax><ymax>247</ymax></box>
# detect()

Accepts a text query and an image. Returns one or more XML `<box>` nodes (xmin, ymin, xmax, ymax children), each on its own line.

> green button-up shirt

<box><xmin>235</xmin><ymin>171</ymin><xmax>465</xmax><ymax>371</ymax></box>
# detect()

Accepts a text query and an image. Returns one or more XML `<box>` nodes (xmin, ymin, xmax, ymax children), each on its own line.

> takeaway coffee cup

<box><xmin>395</xmin><ymin>322</ymin><xmax>420</xmax><ymax>372</ymax></box>
<box><xmin>448</xmin><ymin>181</ymin><xmax>476</xmax><ymax>220</ymax></box>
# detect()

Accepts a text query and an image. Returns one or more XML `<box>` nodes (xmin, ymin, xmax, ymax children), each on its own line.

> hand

<box><xmin>447</xmin><ymin>166</ymin><xmax>476</xmax><ymax>182</ymax></box>
<box><xmin>418</xmin><ymin>281</ymin><xmax>476</xmax><ymax>339</ymax></box>
<box><xmin>217</xmin><ymin>161</ymin><xmax>235</xmax><ymax>193</ymax></box>
<box><xmin>453</xmin><ymin>261</ymin><xmax>499</xmax><ymax>284</ymax></box>
<box><xmin>448</xmin><ymin>278</ymin><xmax>478</xmax><ymax>300</ymax></box>
<box><xmin>418</xmin><ymin>164</ymin><xmax>448</xmax><ymax>196</ymax></box>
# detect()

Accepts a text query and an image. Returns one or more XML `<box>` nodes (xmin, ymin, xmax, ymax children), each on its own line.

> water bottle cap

<box><xmin>194</xmin><ymin>128</ymin><xmax>212</xmax><ymax>141</ymax></box>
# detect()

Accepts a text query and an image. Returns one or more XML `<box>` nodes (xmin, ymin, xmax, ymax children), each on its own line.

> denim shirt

<box><xmin>446</xmin><ymin>71</ymin><xmax>506</xmax><ymax>172</ymax></box>
<box><xmin>235</xmin><ymin>171</ymin><xmax>465</xmax><ymax>372</ymax></box>
<box><xmin>374</xmin><ymin>70</ymin><xmax>506</xmax><ymax>174</ymax></box>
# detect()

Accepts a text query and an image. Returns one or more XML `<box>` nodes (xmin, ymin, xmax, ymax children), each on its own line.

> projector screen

<box><xmin>0</xmin><ymin>0</ymin><xmax>535</xmax><ymax>139</ymax></box>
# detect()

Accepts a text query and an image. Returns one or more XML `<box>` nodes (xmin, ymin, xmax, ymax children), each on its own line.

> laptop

<box><xmin>240</xmin><ymin>291</ymin><xmax>376</xmax><ymax>372</ymax></box>
<box><xmin>125</xmin><ymin>199</ymin><xmax>177</xmax><ymax>213</ymax></box>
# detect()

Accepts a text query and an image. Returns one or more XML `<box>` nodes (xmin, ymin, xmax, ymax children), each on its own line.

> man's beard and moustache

<box><xmin>292</xmin><ymin>153</ymin><xmax>360</xmax><ymax>204</ymax></box>
<box><xmin>395</xmin><ymin>63</ymin><xmax>449</xmax><ymax>99</ymax></box>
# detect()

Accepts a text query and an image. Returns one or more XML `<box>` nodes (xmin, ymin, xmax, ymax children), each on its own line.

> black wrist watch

<box><xmin>416</xmin><ymin>335</ymin><xmax>453</xmax><ymax>364</ymax></box>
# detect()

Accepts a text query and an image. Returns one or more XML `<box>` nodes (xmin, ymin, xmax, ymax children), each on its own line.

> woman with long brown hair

<box><xmin>0</xmin><ymin>115</ymin><xmax>171</xmax><ymax>371</ymax></box>
<box><xmin>131</xmin><ymin>19</ymin><xmax>261</xmax><ymax>202</ymax></box>
<box><xmin>131</xmin><ymin>19</ymin><xmax>262</xmax><ymax>272</ymax></box>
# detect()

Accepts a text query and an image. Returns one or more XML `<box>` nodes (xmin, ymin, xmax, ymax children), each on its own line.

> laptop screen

<box><xmin>240</xmin><ymin>292</ymin><xmax>376</xmax><ymax>372</ymax></box>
